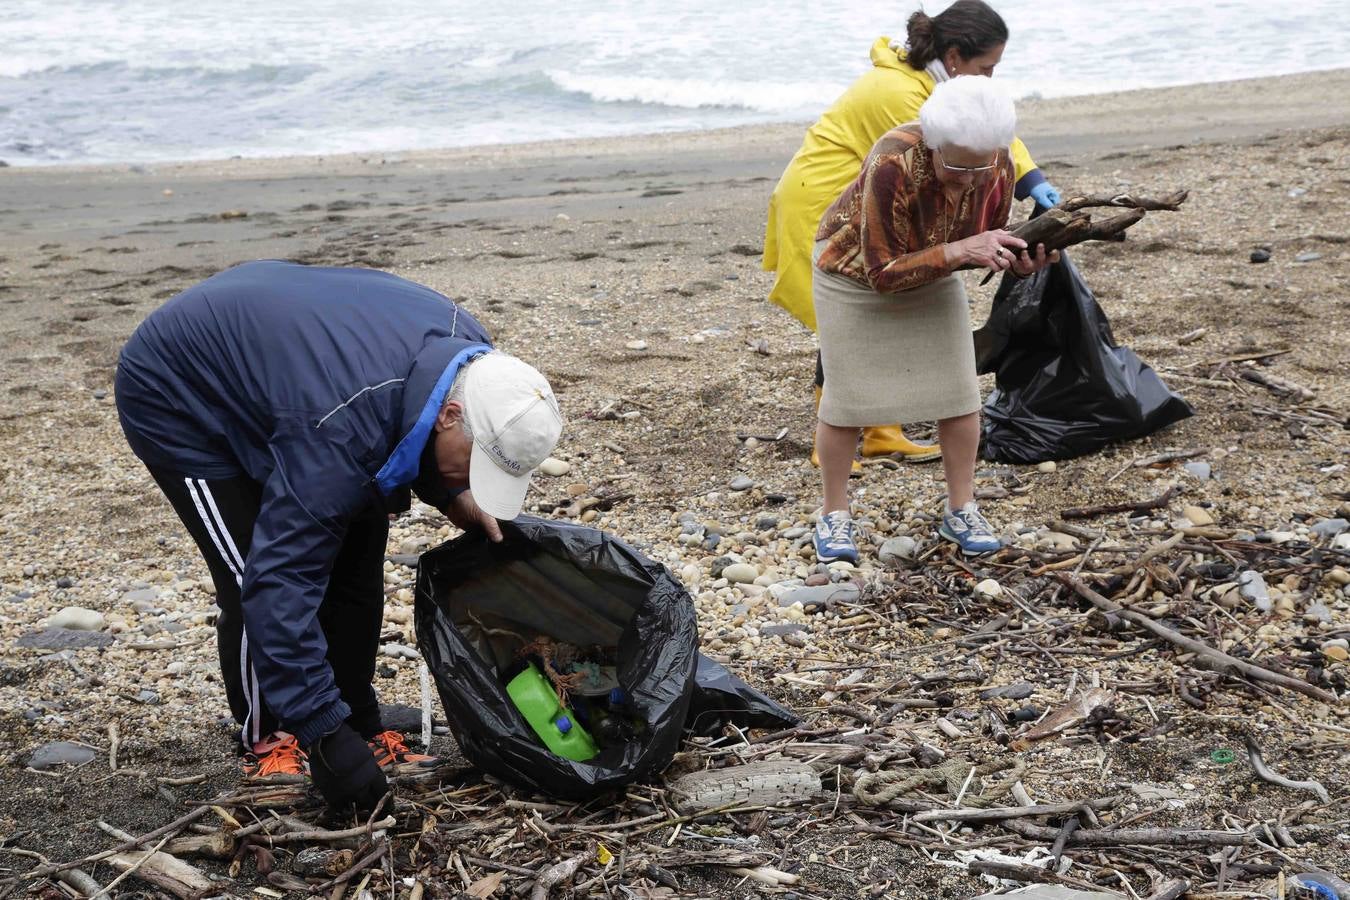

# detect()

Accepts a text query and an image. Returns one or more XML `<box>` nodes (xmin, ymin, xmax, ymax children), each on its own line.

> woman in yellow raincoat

<box><xmin>763</xmin><ymin>0</ymin><xmax>1059</xmax><ymax>465</ymax></box>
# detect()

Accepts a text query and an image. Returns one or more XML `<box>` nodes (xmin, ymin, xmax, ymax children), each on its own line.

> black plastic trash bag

<box><xmin>686</xmin><ymin>654</ymin><xmax>799</xmax><ymax>738</ymax></box>
<box><xmin>974</xmin><ymin>251</ymin><xmax>1193</xmax><ymax>463</ymax></box>
<box><xmin>415</xmin><ymin>516</ymin><xmax>797</xmax><ymax>799</ymax></box>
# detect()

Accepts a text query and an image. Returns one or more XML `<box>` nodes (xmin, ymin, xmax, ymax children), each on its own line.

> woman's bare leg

<box><xmin>937</xmin><ymin>412</ymin><xmax>980</xmax><ymax>509</ymax></box>
<box><xmin>816</xmin><ymin>420</ymin><xmax>861</xmax><ymax>513</ymax></box>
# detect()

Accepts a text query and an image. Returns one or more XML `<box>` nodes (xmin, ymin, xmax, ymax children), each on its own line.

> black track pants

<box><xmin>145</xmin><ymin>467</ymin><xmax>388</xmax><ymax>748</ymax></box>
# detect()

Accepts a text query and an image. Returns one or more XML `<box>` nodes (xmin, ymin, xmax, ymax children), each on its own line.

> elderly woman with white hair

<box><xmin>810</xmin><ymin>75</ymin><xmax>1057</xmax><ymax>563</ymax></box>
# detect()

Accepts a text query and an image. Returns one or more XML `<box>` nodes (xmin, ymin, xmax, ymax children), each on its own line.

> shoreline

<box><xmin>4</xmin><ymin>67</ymin><xmax>1348</xmax><ymax>177</ymax></box>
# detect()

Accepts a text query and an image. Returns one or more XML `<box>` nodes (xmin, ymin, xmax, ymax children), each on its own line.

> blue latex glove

<box><xmin>1030</xmin><ymin>182</ymin><xmax>1061</xmax><ymax>209</ymax></box>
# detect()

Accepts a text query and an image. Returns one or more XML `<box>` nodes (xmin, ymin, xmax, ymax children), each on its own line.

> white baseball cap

<box><xmin>463</xmin><ymin>352</ymin><xmax>563</xmax><ymax>521</ymax></box>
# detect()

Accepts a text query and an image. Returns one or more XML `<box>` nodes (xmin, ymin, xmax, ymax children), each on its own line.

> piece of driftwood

<box><xmin>668</xmin><ymin>760</ymin><xmax>822</xmax><ymax>813</ymax></box>
<box><xmin>162</xmin><ymin>830</ymin><xmax>235</xmax><ymax>861</ymax></box>
<box><xmin>1244</xmin><ymin>737</ymin><xmax>1331</xmax><ymax>803</ymax></box>
<box><xmin>104</xmin><ymin>843</ymin><xmax>217</xmax><ymax>899</ymax></box>
<box><xmin>1059</xmin><ymin>190</ymin><xmax>1189</xmax><ymax>212</ymax></box>
<box><xmin>1061</xmin><ymin>576</ymin><xmax>1340</xmax><ymax>704</ymax></box>
<box><xmin>1061</xmin><ymin>486</ymin><xmax>1179</xmax><ymax>520</ymax></box>
<box><xmin>1234</xmin><ymin>367</ymin><xmax>1316</xmax><ymax>402</ymax></box>
<box><xmin>966</xmin><ymin>859</ymin><xmax>1111</xmax><ymax>893</ymax></box>
<box><xmin>1144</xmin><ymin>879</ymin><xmax>1191</xmax><ymax>900</ymax></box>
<box><xmin>912</xmin><ymin>797</ymin><xmax>1116</xmax><ymax>823</ymax></box>
<box><xmin>530</xmin><ymin>853</ymin><xmax>588</xmax><ymax>900</ymax></box>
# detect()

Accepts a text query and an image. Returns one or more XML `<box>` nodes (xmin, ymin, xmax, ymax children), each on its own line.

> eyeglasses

<box><xmin>934</xmin><ymin>147</ymin><xmax>998</xmax><ymax>173</ymax></box>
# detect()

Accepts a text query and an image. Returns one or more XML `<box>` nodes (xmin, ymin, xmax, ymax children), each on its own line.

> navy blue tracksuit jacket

<box><xmin>116</xmin><ymin>261</ymin><xmax>492</xmax><ymax>747</ymax></box>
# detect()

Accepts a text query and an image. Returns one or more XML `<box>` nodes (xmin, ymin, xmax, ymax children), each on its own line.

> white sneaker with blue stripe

<box><xmin>814</xmin><ymin>509</ymin><xmax>859</xmax><ymax>563</ymax></box>
<box><xmin>939</xmin><ymin>501</ymin><xmax>1003</xmax><ymax>556</ymax></box>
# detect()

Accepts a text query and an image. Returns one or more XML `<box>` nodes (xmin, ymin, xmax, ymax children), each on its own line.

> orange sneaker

<box><xmin>241</xmin><ymin>732</ymin><xmax>308</xmax><ymax>780</ymax></box>
<box><xmin>367</xmin><ymin>730</ymin><xmax>437</xmax><ymax>771</ymax></box>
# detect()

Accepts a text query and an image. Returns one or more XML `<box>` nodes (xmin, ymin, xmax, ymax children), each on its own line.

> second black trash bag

<box><xmin>415</xmin><ymin>516</ymin><xmax>798</xmax><ymax>799</ymax></box>
<box><xmin>974</xmin><ymin>251</ymin><xmax>1193</xmax><ymax>463</ymax></box>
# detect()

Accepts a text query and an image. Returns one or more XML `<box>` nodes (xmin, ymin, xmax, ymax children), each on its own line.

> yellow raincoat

<box><xmin>763</xmin><ymin>37</ymin><xmax>1040</xmax><ymax>331</ymax></box>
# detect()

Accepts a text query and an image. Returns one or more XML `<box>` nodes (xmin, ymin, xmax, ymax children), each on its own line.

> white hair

<box><xmin>445</xmin><ymin>367</ymin><xmax>472</xmax><ymax>438</ymax></box>
<box><xmin>918</xmin><ymin>75</ymin><xmax>1016</xmax><ymax>153</ymax></box>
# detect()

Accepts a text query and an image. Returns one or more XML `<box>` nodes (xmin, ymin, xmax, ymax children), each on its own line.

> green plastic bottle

<box><xmin>506</xmin><ymin>662</ymin><xmax>599</xmax><ymax>762</ymax></box>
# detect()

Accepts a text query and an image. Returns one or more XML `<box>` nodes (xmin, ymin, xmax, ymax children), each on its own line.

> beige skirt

<box><xmin>814</xmin><ymin>251</ymin><xmax>980</xmax><ymax>427</ymax></box>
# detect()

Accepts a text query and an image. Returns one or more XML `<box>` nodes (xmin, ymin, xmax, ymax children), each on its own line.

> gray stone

<box><xmin>762</xmin><ymin>623</ymin><xmax>806</xmax><ymax>637</ymax></box>
<box><xmin>980</xmin><ymin>682</ymin><xmax>1035</xmax><ymax>700</ymax></box>
<box><xmin>1294</xmin><ymin>251</ymin><xmax>1322</xmax><ymax>263</ymax></box>
<box><xmin>387</xmin><ymin>554</ymin><xmax>421</xmax><ymax>567</ymax></box>
<box><xmin>29</xmin><ymin>741</ymin><xmax>97</xmax><ymax>770</ymax></box>
<box><xmin>709</xmin><ymin>556</ymin><xmax>735</xmax><ymax>579</ymax></box>
<box><xmin>92</xmin><ymin>389</ymin><xmax>108</xmax><ymax>400</ymax></box>
<box><xmin>55</xmin><ymin>576</ymin><xmax>74</xmax><ymax>589</ymax></box>
<box><xmin>878</xmin><ymin>535</ymin><xmax>918</xmax><ymax>566</ymax></box>
<box><xmin>48</xmin><ymin>607</ymin><xmax>104</xmax><ymax>631</ymax></box>
<box><xmin>776</xmin><ymin>581</ymin><xmax>861</xmax><ymax>612</ymax></box>
<box><xmin>1311</xmin><ymin>518</ymin><xmax>1349</xmax><ymax>539</ymax></box>
<box><xmin>755</xmin><ymin>516</ymin><xmax>779</xmax><ymax>531</ymax></box>
<box><xmin>704</xmin><ymin>534</ymin><xmax>722</xmax><ymax>551</ymax></box>
<box><xmin>1183</xmin><ymin>461</ymin><xmax>1212</xmax><ymax>480</ymax></box>
<box><xmin>121</xmin><ymin>587</ymin><xmax>161</xmax><ymax>606</ymax></box>
<box><xmin>1249</xmin><ymin>248</ymin><xmax>1271</xmax><ymax>263</ymax></box>
<box><xmin>782</xmin><ymin>527</ymin><xmax>809</xmax><ymax>540</ymax></box>
<box><xmin>133</xmin><ymin>689</ymin><xmax>161</xmax><ymax>705</ymax></box>
<box><xmin>728</xmin><ymin>475</ymin><xmax>755</xmax><ymax>492</ymax></box>
<box><xmin>16</xmin><ymin>628</ymin><xmax>114</xmax><ymax>650</ymax></box>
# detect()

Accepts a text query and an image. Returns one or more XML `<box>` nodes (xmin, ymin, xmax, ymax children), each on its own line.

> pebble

<box><xmin>538</xmin><ymin>457</ymin><xmax>571</xmax><ymax>477</ymax></box>
<box><xmin>1335</xmin><ymin>533</ymin><xmax>1350</xmax><ymax>552</ymax></box>
<box><xmin>1294</xmin><ymin>251</ymin><xmax>1322</xmax><ymax>263</ymax></box>
<box><xmin>1325</xmin><ymin>567</ymin><xmax>1350</xmax><ymax>586</ymax></box>
<box><xmin>728</xmin><ymin>475</ymin><xmax>755</xmax><ymax>492</ymax></box>
<box><xmin>973</xmin><ymin>578</ymin><xmax>1003</xmax><ymax>600</ymax></box>
<box><xmin>1182</xmin><ymin>505</ymin><xmax>1215</xmax><ymax>527</ymax></box>
<box><xmin>878</xmin><ymin>535</ymin><xmax>918</xmax><ymax>567</ymax></box>
<box><xmin>762</xmin><ymin>623</ymin><xmax>806</xmax><ymax>637</ymax></box>
<box><xmin>16</xmin><ymin>628</ymin><xmax>114</xmax><ymax>650</ymax></box>
<box><xmin>709</xmin><ymin>557</ymin><xmax>735</xmax><ymax>579</ymax></box>
<box><xmin>55</xmin><ymin>576</ymin><xmax>74</xmax><ymax>589</ymax></box>
<box><xmin>721</xmin><ymin>563</ymin><xmax>759</xmax><ymax>584</ymax></box>
<box><xmin>1322</xmin><ymin>642</ymin><xmax>1349</xmax><ymax>663</ymax></box>
<box><xmin>1183</xmin><ymin>461</ymin><xmax>1212</xmax><ymax>480</ymax></box>
<box><xmin>782</xmin><ymin>527</ymin><xmax>810</xmax><ymax>540</ymax></box>
<box><xmin>1239</xmin><ymin>570</ymin><xmax>1271</xmax><ymax>611</ymax></box>
<box><xmin>92</xmin><ymin>389</ymin><xmax>108</xmax><ymax>400</ymax></box>
<box><xmin>1036</xmin><ymin>461</ymin><xmax>1057</xmax><ymax>473</ymax></box>
<box><xmin>774</xmin><ymin>580</ymin><xmax>860</xmax><ymax>612</ymax></box>
<box><xmin>29</xmin><ymin>741</ymin><xmax>97</xmax><ymax>771</ymax></box>
<box><xmin>1311</xmin><ymin>518</ymin><xmax>1348</xmax><ymax>539</ymax></box>
<box><xmin>379</xmin><ymin>643</ymin><xmax>419</xmax><ymax>660</ymax></box>
<box><xmin>980</xmin><ymin>682</ymin><xmax>1034</xmax><ymax>700</ymax></box>
<box><xmin>624</xmin><ymin>339</ymin><xmax>648</xmax><ymax>351</ymax></box>
<box><xmin>803</xmin><ymin>573</ymin><xmax>830</xmax><ymax>587</ymax></box>
<box><xmin>46</xmin><ymin>607</ymin><xmax>105</xmax><ymax>631</ymax></box>
<box><xmin>680</xmin><ymin>564</ymin><xmax>701</xmax><ymax>583</ymax></box>
<box><xmin>121</xmin><ymin>587</ymin><xmax>161</xmax><ymax>605</ymax></box>
<box><xmin>1037</xmin><ymin>532</ymin><xmax>1079</xmax><ymax>553</ymax></box>
<box><xmin>1249</xmin><ymin>248</ymin><xmax>1271</xmax><ymax>263</ymax></box>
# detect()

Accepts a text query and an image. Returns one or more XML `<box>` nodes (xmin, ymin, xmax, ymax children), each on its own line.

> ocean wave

<box><xmin>545</xmin><ymin>70</ymin><xmax>840</xmax><ymax>114</ymax></box>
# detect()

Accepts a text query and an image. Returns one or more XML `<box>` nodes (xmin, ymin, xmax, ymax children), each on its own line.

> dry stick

<box><xmin>262</xmin><ymin>816</ymin><xmax>397</xmax><ymax>844</ymax></box>
<box><xmin>1132</xmin><ymin>449</ymin><xmax>1206</xmax><ymax>467</ymax></box>
<box><xmin>1064</xmin><ymin>576</ymin><xmax>1339</xmax><ymax>703</ymax></box>
<box><xmin>965</xmin><ymin>860</ymin><xmax>1106</xmax><ymax>893</ymax></box>
<box><xmin>1109</xmin><ymin>532</ymin><xmax>1185</xmax><ymax>577</ymax></box>
<box><xmin>4</xmin><ymin>803</ymin><xmax>214</xmax><ymax>884</ymax></box>
<box><xmin>911</xmin><ymin>798</ymin><xmax>1116</xmax><ymax>824</ymax></box>
<box><xmin>1244</xmin><ymin>737</ymin><xmax>1331</xmax><ymax>803</ymax></box>
<box><xmin>1001</xmin><ymin>818</ymin><xmax>1253</xmax><ymax>847</ymax></box>
<box><xmin>309</xmin><ymin>840</ymin><xmax>388</xmax><ymax>895</ymax></box>
<box><xmin>1061</xmin><ymin>486</ymin><xmax>1180</xmax><ymax>521</ymax></box>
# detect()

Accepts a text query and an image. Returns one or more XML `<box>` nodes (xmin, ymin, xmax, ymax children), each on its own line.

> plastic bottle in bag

<box><xmin>506</xmin><ymin>662</ymin><xmax>599</xmax><ymax>761</ymax></box>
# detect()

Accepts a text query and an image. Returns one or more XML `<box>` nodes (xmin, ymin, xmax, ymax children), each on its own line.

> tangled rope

<box><xmin>853</xmin><ymin>757</ymin><xmax>1025</xmax><ymax>808</ymax></box>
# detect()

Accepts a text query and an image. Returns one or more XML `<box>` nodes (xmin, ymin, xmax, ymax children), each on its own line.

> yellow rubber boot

<box><xmin>810</xmin><ymin>387</ymin><xmax>863</xmax><ymax>473</ymax></box>
<box><xmin>861</xmin><ymin>424</ymin><xmax>942</xmax><ymax>462</ymax></box>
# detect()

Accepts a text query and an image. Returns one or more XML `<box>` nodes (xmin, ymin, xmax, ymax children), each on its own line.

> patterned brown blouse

<box><xmin>814</xmin><ymin>123</ymin><xmax>1013</xmax><ymax>294</ymax></box>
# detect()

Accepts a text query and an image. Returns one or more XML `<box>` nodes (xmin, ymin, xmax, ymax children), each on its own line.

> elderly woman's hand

<box><xmin>947</xmin><ymin>229</ymin><xmax>1028</xmax><ymax>274</ymax></box>
<box><xmin>1009</xmin><ymin>243</ymin><xmax>1060</xmax><ymax>277</ymax></box>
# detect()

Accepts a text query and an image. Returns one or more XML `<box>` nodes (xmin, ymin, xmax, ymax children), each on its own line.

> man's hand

<box><xmin>446</xmin><ymin>490</ymin><xmax>504</xmax><ymax>542</ymax></box>
<box><xmin>1030</xmin><ymin>182</ymin><xmax>1062</xmax><ymax>209</ymax></box>
<box><xmin>307</xmin><ymin>722</ymin><xmax>388</xmax><ymax>814</ymax></box>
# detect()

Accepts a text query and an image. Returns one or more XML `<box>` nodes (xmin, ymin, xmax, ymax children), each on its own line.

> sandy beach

<box><xmin>1</xmin><ymin>71</ymin><xmax>1347</xmax><ymax>897</ymax></box>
